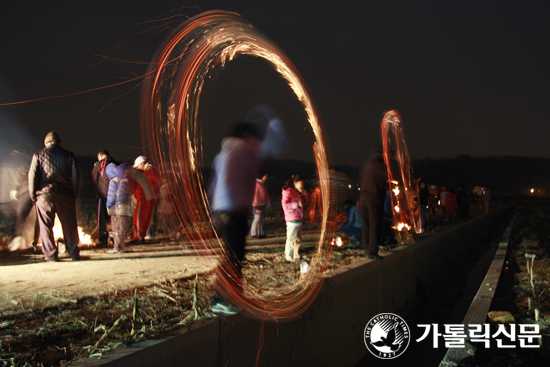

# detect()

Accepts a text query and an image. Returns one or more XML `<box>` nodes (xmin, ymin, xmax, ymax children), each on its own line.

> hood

<box><xmin>106</xmin><ymin>163</ymin><xmax>128</xmax><ymax>180</ymax></box>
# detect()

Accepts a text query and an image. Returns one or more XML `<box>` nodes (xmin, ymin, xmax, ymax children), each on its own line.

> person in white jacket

<box><xmin>209</xmin><ymin>122</ymin><xmax>262</xmax><ymax>315</ymax></box>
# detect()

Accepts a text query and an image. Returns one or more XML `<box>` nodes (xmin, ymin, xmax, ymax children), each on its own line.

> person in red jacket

<box><xmin>444</xmin><ymin>188</ymin><xmax>457</xmax><ymax>223</ymax></box>
<box><xmin>132</xmin><ymin>156</ymin><xmax>160</xmax><ymax>244</ymax></box>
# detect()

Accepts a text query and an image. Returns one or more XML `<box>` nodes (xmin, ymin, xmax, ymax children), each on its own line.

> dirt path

<box><xmin>0</xmin><ymin>243</ymin><xmax>218</xmax><ymax>312</ymax></box>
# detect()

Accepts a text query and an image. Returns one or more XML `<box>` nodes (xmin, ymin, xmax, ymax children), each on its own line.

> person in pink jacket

<box><xmin>250</xmin><ymin>171</ymin><xmax>269</xmax><ymax>238</ymax></box>
<box><xmin>281</xmin><ymin>175</ymin><xmax>310</xmax><ymax>261</ymax></box>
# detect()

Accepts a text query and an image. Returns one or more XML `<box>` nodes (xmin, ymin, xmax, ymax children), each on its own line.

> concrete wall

<box><xmin>74</xmin><ymin>207</ymin><xmax>510</xmax><ymax>367</ymax></box>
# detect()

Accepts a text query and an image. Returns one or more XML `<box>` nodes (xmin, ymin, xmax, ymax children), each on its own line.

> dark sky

<box><xmin>1</xmin><ymin>0</ymin><xmax>549</xmax><ymax>167</ymax></box>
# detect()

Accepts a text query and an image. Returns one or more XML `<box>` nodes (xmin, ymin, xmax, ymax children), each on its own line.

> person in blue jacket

<box><xmin>105</xmin><ymin>163</ymin><xmax>153</xmax><ymax>253</ymax></box>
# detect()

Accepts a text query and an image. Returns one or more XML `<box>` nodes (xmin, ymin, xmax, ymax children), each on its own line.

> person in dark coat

<box><xmin>92</xmin><ymin>150</ymin><xmax>118</xmax><ymax>248</ymax></box>
<box><xmin>359</xmin><ymin>148</ymin><xmax>388</xmax><ymax>260</ymax></box>
<box><xmin>456</xmin><ymin>185</ymin><xmax>469</xmax><ymax>219</ymax></box>
<box><xmin>28</xmin><ymin>131</ymin><xmax>80</xmax><ymax>262</ymax></box>
<box><xmin>418</xmin><ymin>179</ymin><xmax>430</xmax><ymax>233</ymax></box>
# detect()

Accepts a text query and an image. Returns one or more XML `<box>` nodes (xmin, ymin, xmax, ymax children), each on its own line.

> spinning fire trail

<box><xmin>140</xmin><ymin>11</ymin><xmax>335</xmax><ymax>320</ymax></box>
<box><xmin>381</xmin><ymin>110</ymin><xmax>420</xmax><ymax>244</ymax></box>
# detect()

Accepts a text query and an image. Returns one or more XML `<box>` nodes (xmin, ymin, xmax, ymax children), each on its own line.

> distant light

<box><xmin>531</xmin><ymin>188</ymin><xmax>535</xmax><ymax>194</ymax></box>
<box><xmin>348</xmin><ymin>184</ymin><xmax>352</xmax><ymax>189</ymax></box>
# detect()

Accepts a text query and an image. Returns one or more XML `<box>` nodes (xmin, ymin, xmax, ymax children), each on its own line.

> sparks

<box><xmin>381</xmin><ymin>110</ymin><xmax>420</xmax><ymax>243</ymax></box>
<box><xmin>140</xmin><ymin>10</ymin><xmax>334</xmax><ymax>320</ymax></box>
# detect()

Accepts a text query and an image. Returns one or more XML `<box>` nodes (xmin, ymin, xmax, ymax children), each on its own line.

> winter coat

<box><xmin>92</xmin><ymin>155</ymin><xmax>118</xmax><ymax>199</ymax></box>
<box><xmin>281</xmin><ymin>186</ymin><xmax>309</xmax><ymax>222</ymax></box>
<box><xmin>106</xmin><ymin>163</ymin><xmax>132</xmax><ymax>216</ymax></box>
<box><xmin>359</xmin><ymin>154</ymin><xmax>388</xmax><ymax>203</ymax></box>
<box><xmin>252</xmin><ymin>179</ymin><xmax>269</xmax><ymax>208</ymax></box>
<box><xmin>444</xmin><ymin>192</ymin><xmax>457</xmax><ymax>212</ymax></box>
<box><xmin>142</xmin><ymin>163</ymin><xmax>161</xmax><ymax>198</ymax></box>
<box><xmin>210</xmin><ymin>137</ymin><xmax>258</xmax><ymax>214</ymax></box>
<box><xmin>106</xmin><ymin>164</ymin><xmax>153</xmax><ymax>216</ymax></box>
<box><xmin>28</xmin><ymin>143</ymin><xmax>79</xmax><ymax>202</ymax></box>
<box><xmin>419</xmin><ymin>180</ymin><xmax>430</xmax><ymax>206</ymax></box>
<box><xmin>131</xmin><ymin>166</ymin><xmax>155</xmax><ymax>204</ymax></box>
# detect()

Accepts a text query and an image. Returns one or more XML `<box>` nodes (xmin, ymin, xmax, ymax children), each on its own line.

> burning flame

<box><xmin>52</xmin><ymin>216</ymin><xmax>93</xmax><ymax>245</ymax></box>
<box><xmin>331</xmin><ymin>236</ymin><xmax>343</xmax><ymax>247</ymax></box>
<box><xmin>394</xmin><ymin>222</ymin><xmax>412</xmax><ymax>232</ymax></box>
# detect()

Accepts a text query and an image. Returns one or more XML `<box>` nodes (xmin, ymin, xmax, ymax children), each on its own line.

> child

<box><xmin>281</xmin><ymin>175</ymin><xmax>310</xmax><ymax>261</ymax></box>
<box><xmin>106</xmin><ymin>163</ymin><xmax>153</xmax><ymax>253</ymax></box>
<box><xmin>250</xmin><ymin>171</ymin><xmax>269</xmax><ymax>238</ymax></box>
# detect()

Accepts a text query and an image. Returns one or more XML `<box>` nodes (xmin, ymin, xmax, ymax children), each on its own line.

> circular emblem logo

<box><xmin>364</xmin><ymin>313</ymin><xmax>410</xmax><ymax>359</ymax></box>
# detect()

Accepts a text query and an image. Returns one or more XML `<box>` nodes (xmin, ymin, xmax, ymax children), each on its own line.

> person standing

<box><xmin>359</xmin><ymin>148</ymin><xmax>388</xmax><ymax>260</ymax></box>
<box><xmin>456</xmin><ymin>185</ymin><xmax>468</xmax><ymax>220</ymax></box>
<box><xmin>440</xmin><ymin>187</ymin><xmax>448</xmax><ymax>222</ymax></box>
<box><xmin>1</xmin><ymin>149</ymin><xmax>38</xmax><ymax>251</ymax></box>
<box><xmin>28</xmin><ymin>131</ymin><xmax>80</xmax><ymax>261</ymax></box>
<box><xmin>482</xmin><ymin>187</ymin><xmax>491</xmax><ymax>213</ymax></box>
<box><xmin>91</xmin><ymin>150</ymin><xmax>118</xmax><ymax>248</ymax></box>
<box><xmin>282</xmin><ymin>175</ymin><xmax>310</xmax><ymax>261</ymax></box>
<box><xmin>444</xmin><ymin>188</ymin><xmax>457</xmax><ymax>223</ymax></box>
<box><xmin>132</xmin><ymin>155</ymin><xmax>159</xmax><ymax>244</ymax></box>
<box><xmin>418</xmin><ymin>179</ymin><xmax>430</xmax><ymax>233</ymax></box>
<box><xmin>105</xmin><ymin>163</ymin><xmax>153</xmax><ymax>253</ymax></box>
<box><xmin>250</xmin><ymin>171</ymin><xmax>269</xmax><ymax>239</ymax></box>
<box><xmin>209</xmin><ymin>122</ymin><xmax>262</xmax><ymax>315</ymax></box>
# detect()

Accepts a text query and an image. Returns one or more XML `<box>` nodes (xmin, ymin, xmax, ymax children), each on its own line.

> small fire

<box><xmin>394</xmin><ymin>205</ymin><xmax>400</xmax><ymax>213</ymax></box>
<box><xmin>331</xmin><ymin>236</ymin><xmax>344</xmax><ymax>247</ymax></box>
<box><xmin>53</xmin><ymin>216</ymin><xmax>93</xmax><ymax>245</ymax></box>
<box><xmin>394</xmin><ymin>222</ymin><xmax>411</xmax><ymax>232</ymax></box>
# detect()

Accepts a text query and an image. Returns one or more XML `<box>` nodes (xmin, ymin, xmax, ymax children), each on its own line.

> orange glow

<box><xmin>331</xmin><ymin>236</ymin><xmax>344</xmax><ymax>247</ymax></box>
<box><xmin>394</xmin><ymin>222</ymin><xmax>412</xmax><ymax>232</ymax></box>
<box><xmin>381</xmin><ymin>110</ymin><xmax>419</xmax><ymax>244</ymax></box>
<box><xmin>140</xmin><ymin>11</ymin><xmax>334</xmax><ymax>321</ymax></box>
<box><xmin>52</xmin><ymin>216</ymin><xmax>93</xmax><ymax>245</ymax></box>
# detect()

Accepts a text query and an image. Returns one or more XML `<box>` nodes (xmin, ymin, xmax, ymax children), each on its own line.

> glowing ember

<box><xmin>394</xmin><ymin>222</ymin><xmax>412</xmax><ymax>231</ymax></box>
<box><xmin>331</xmin><ymin>236</ymin><xmax>344</xmax><ymax>247</ymax></box>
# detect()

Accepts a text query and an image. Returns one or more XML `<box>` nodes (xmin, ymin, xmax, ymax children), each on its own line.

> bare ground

<box><xmin>0</xmin><ymin>233</ymin><xmax>367</xmax><ymax>366</ymax></box>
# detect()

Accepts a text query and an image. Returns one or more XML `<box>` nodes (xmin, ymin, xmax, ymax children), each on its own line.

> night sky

<box><xmin>1</xmin><ymin>0</ymin><xmax>549</xmax><ymax>168</ymax></box>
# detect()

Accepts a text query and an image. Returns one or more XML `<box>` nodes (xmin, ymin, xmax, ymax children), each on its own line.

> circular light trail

<box><xmin>381</xmin><ymin>110</ymin><xmax>420</xmax><ymax>244</ymax></box>
<box><xmin>140</xmin><ymin>10</ymin><xmax>334</xmax><ymax>320</ymax></box>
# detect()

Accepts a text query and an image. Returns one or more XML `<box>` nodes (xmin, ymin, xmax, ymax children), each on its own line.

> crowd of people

<box><xmin>336</xmin><ymin>158</ymin><xmax>492</xmax><ymax>263</ymax></box>
<box><xmin>0</xmin><ymin>129</ymin><xmax>493</xmax><ymax>316</ymax></box>
<box><xmin>0</xmin><ymin>131</ymin><xmax>163</xmax><ymax>261</ymax></box>
<box><xmin>93</xmin><ymin>152</ymin><xmax>161</xmax><ymax>254</ymax></box>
